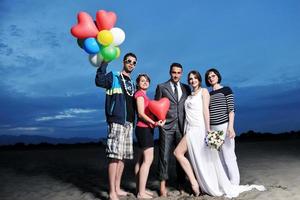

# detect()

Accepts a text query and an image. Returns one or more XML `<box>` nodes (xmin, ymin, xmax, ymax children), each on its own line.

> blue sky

<box><xmin>0</xmin><ymin>0</ymin><xmax>300</xmax><ymax>139</ymax></box>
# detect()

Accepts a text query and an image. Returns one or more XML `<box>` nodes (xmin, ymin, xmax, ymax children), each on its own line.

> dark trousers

<box><xmin>158</xmin><ymin>126</ymin><xmax>185</xmax><ymax>184</ymax></box>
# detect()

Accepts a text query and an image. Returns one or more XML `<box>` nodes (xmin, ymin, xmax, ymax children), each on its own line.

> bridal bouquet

<box><xmin>205</xmin><ymin>130</ymin><xmax>224</xmax><ymax>151</ymax></box>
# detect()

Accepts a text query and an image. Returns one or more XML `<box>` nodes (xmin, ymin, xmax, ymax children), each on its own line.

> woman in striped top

<box><xmin>205</xmin><ymin>68</ymin><xmax>240</xmax><ymax>186</ymax></box>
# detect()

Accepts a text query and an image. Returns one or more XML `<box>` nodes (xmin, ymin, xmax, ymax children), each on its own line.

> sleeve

<box><xmin>154</xmin><ymin>84</ymin><xmax>162</xmax><ymax>100</ymax></box>
<box><xmin>134</xmin><ymin>90</ymin><xmax>145</xmax><ymax>99</ymax></box>
<box><xmin>95</xmin><ymin>62</ymin><xmax>113</xmax><ymax>89</ymax></box>
<box><xmin>225</xmin><ymin>87</ymin><xmax>235</xmax><ymax>113</ymax></box>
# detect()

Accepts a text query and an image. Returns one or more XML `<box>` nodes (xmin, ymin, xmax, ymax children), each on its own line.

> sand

<box><xmin>0</xmin><ymin>139</ymin><xmax>299</xmax><ymax>200</ymax></box>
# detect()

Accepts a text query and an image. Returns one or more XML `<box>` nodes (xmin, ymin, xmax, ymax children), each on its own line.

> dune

<box><xmin>0</xmin><ymin>139</ymin><xmax>299</xmax><ymax>200</ymax></box>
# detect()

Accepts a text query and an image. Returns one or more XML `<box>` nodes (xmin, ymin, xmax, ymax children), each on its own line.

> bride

<box><xmin>174</xmin><ymin>70</ymin><xmax>265</xmax><ymax>198</ymax></box>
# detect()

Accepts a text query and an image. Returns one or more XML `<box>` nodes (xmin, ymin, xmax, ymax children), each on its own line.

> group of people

<box><xmin>95</xmin><ymin>52</ymin><xmax>265</xmax><ymax>200</ymax></box>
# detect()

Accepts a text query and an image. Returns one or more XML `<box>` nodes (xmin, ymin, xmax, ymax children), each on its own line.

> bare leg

<box><xmin>174</xmin><ymin>136</ymin><xmax>199</xmax><ymax>196</ymax></box>
<box><xmin>135</xmin><ymin>149</ymin><xmax>154</xmax><ymax>197</ymax></box>
<box><xmin>160</xmin><ymin>180</ymin><xmax>167</xmax><ymax>197</ymax></box>
<box><xmin>115</xmin><ymin>160</ymin><xmax>127</xmax><ymax>196</ymax></box>
<box><xmin>108</xmin><ymin>159</ymin><xmax>119</xmax><ymax>200</ymax></box>
<box><xmin>135</xmin><ymin>149</ymin><xmax>143</xmax><ymax>195</ymax></box>
<box><xmin>137</xmin><ymin>147</ymin><xmax>154</xmax><ymax>199</ymax></box>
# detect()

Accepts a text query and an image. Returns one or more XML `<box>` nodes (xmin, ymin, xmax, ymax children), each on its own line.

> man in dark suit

<box><xmin>155</xmin><ymin>63</ymin><xmax>191</xmax><ymax>196</ymax></box>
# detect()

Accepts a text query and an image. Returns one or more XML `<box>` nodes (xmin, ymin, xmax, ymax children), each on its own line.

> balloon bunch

<box><xmin>70</xmin><ymin>10</ymin><xmax>125</xmax><ymax>66</ymax></box>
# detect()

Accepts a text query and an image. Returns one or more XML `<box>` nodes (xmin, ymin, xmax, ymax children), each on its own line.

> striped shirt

<box><xmin>209</xmin><ymin>86</ymin><xmax>235</xmax><ymax>125</ymax></box>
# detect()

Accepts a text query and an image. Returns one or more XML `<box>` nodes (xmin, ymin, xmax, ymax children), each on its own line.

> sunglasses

<box><xmin>124</xmin><ymin>59</ymin><xmax>137</xmax><ymax>66</ymax></box>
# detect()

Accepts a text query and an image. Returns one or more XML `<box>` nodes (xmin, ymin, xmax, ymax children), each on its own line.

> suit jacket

<box><xmin>155</xmin><ymin>80</ymin><xmax>191</xmax><ymax>133</ymax></box>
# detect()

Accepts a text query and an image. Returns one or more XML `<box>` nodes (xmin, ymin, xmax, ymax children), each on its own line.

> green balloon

<box><xmin>101</xmin><ymin>46</ymin><xmax>117</xmax><ymax>62</ymax></box>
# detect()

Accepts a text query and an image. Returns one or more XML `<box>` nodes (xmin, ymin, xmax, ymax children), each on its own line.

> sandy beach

<box><xmin>1</xmin><ymin>139</ymin><xmax>299</xmax><ymax>200</ymax></box>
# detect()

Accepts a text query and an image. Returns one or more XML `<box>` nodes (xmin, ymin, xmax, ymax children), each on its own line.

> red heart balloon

<box><xmin>96</xmin><ymin>10</ymin><xmax>117</xmax><ymax>31</ymax></box>
<box><xmin>71</xmin><ymin>12</ymin><xmax>99</xmax><ymax>39</ymax></box>
<box><xmin>148</xmin><ymin>98</ymin><xmax>170</xmax><ymax>120</ymax></box>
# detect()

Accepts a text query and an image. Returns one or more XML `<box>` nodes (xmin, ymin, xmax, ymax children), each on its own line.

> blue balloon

<box><xmin>83</xmin><ymin>38</ymin><xmax>100</xmax><ymax>54</ymax></box>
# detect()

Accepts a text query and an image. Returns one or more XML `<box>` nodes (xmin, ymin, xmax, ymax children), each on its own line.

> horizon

<box><xmin>1</xmin><ymin>130</ymin><xmax>300</xmax><ymax>146</ymax></box>
<box><xmin>1</xmin><ymin>0</ymin><xmax>300</xmax><ymax>140</ymax></box>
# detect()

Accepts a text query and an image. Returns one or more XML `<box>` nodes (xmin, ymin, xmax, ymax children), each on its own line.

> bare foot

<box><xmin>178</xmin><ymin>185</ymin><xmax>186</xmax><ymax>195</ymax></box>
<box><xmin>109</xmin><ymin>192</ymin><xmax>119</xmax><ymax>200</ymax></box>
<box><xmin>116</xmin><ymin>189</ymin><xmax>128</xmax><ymax>196</ymax></box>
<box><xmin>160</xmin><ymin>189</ymin><xmax>167</xmax><ymax>197</ymax></box>
<box><xmin>179</xmin><ymin>189</ymin><xmax>187</xmax><ymax>195</ymax></box>
<box><xmin>160</xmin><ymin>180</ymin><xmax>167</xmax><ymax>197</ymax></box>
<box><xmin>145</xmin><ymin>190</ymin><xmax>154</xmax><ymax>196</ymax></box>
<box><xmin>191</xmin><ymin>183</ymin><xmax>200</xmax><ymax>197</ymax></box>
<box><xmin>137</xmin><ymin>192</ymin><xmax>153</xmax><ymax>199</ymax></box>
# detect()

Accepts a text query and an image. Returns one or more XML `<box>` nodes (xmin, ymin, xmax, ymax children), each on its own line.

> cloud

<box><xmin>0</xmin><ymin>41</ymin><xmax>13</xmax><ymax>56</ymax></box>
<box><xmin>35</xmin><ymin>108</ymin><xmax>98</xmax><ymax>122</ymax></box>
<box><xmin>8</xmin><ymin>24</ymin><xmax>22</xmax><ymax>37</ymax></box>
<box><xmin>8</xmin><ymin>127</ymin><xmax>41</xmax><ymax>131</ymax></box>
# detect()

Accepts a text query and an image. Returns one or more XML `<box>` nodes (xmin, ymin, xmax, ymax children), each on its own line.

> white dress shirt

<box><xmin>170</xmin><ymin>81</ymin><xmax>182</xmax><ymax>101</ymax></box>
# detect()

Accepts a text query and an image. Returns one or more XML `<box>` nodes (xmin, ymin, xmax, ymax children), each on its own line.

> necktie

<box><xmin>174</xmin><ymin>82</ymin><xmax>178</xmax><ymax>102</ymax></box>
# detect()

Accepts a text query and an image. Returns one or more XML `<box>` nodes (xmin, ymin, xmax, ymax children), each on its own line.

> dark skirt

<box><xmin>135</xmin><ymin>126</ymin><xmax>154</xmax><ymax>148</ymax></box>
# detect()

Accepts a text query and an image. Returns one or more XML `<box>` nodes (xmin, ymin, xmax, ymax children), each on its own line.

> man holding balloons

<box><xmin>71</xmin><ymin>10</ymin><xmax>135</xmax><ymax>200</ymax></box>
<box><xmin>95</xmin><ymin>52</ymin><xmax>137</xmax><ymax>200</ymax></box>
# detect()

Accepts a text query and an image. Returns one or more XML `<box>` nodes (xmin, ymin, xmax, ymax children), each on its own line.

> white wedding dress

<box><xmin>185</xmin><ymin>89</ymin><xmax>265</xmax><ymax>198</ymax></box>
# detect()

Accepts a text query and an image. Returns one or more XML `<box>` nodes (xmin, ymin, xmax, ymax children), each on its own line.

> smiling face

<box><xmin>188</xmin><ymin>73</ymin><xmax>200</xmax><ymax>90</ymax></box>
<box><xmin>207</xmin><ymin>71</ymin><xmax>219</xmax><ymax>86</ymax></box>
<box><xmin>123</xmin><ymin>55</ymin><xmax>137</xmax><ymax>73</ymax></box>
<box><xmin>170</xmin><ymin>66</ymin><xmax>182</xmax><ymax>83</ymax></box>
<box><xmin>137</xmin><ymin>75</ymin><xmax>150</xmax><ymax>90</ymax></box>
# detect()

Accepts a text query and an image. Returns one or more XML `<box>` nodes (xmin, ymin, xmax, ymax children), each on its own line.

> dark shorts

<box><xmin>135</xmin><ymin>126</ymin><xmax>154</xmax><ymax>148</ymax></box>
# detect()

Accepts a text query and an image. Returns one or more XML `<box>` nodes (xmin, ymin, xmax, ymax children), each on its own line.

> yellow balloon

<box><xmin>97</xmin><ymin>30</ymin><xmax>113</xmax><ymax>46</ymax></box>
<box><xmin>116</xmin><ymin>47</ymin><xmax>120</xmax><ymax>58</ymax></box>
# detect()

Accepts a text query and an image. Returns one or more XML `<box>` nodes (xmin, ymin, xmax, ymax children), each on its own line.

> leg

<box><xmin>221</xmin><ymin>137</ymin><xmax>240</xmax><ymax>185</ymax></box>
<box><xmin>115</xmin><ymin>122</ymin><xmax>133</xmax><ymax>196</ymax></box>
<box><xmin>173</xmin><ymin>135</ymin><xmax>199</xmax><ymax>196</ymax></box>
<box><xmin>160</xmin><ymin>180</ymin><xmax>167</xmax><ymax>197</ymax></box>
<box><xmin>137</xmin><ymin>147</ymin><xmax>154</xmax><ymax>199</ymax></box>
<box><xmin>134</xmin><ymin>148</ymin><xmax>143</xmax><ymax>176</ymax></box>
<box><xmin>135</xmin><ymin>148</ymin><xmax>143</xmax><ymax>195</ymax></box>
<box><xmin>108</xmin><ymin>159</ymin><xmax>120</xmax><ymax>200</ymax></box>
<box><xmin>213</xmin><ymin>123</ymin><xmax>240</xmax><ymax>185</ymax></box>
<box><xmin>174</xmin><ymin>129</ymin><xmax>186</xmax><ymax>191</ymax></box>
<box><xmin>106</xmin><ymin>123</ymin><xmax>123</xmax><ymax>200</ymax></box>
<box><xmin>115</xmin><ymin>160</ymin><xmax>128</xmax><ymax>196</ymax></box>
<box><xmin>158</xmin><ymin>129</ymin><xmax>174</xmax><ymax>196</ymax></box>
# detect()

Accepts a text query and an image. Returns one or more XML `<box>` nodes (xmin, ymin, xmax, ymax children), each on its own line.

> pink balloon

<box><xmin>148</xmin><ymin>98</ymin><xmax>170</xmax><ymax>120</ymax></box>
<box><xmin>96</xmin><ymin>10</ymin><xmax>117</xmax><ymax>31</ymax></box>
<box><xmin>71</xmin><ymin>12</ymin><xmax>99</xmax><ymax>39</ymax></box>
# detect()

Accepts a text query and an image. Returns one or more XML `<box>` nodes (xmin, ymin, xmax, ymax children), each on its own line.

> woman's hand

<box><xmin>227</xmin><ymin>127</ymin><xmax>236</xmax><ymax>139</ymax></box>
<box><xmin>156</xmin><ymin>120</ymin><xmax>166</xmax><ymax>127</ymax></box>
